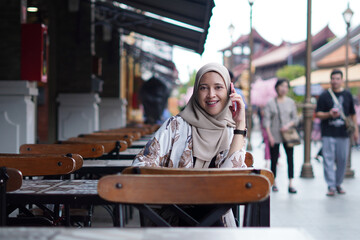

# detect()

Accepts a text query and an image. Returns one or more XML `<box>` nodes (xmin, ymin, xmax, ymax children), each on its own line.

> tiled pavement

<box><xmin>92</xmin><ymin>125</ymin><xmax>360</xmax><ymax>240</ymax></box>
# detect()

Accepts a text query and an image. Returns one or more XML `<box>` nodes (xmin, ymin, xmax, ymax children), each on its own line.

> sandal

<box><xmin>288</xmin><ymin>187</ymin><xmax>297</xmax><ymax>194</ymax></box>
<box><xmin>326</xmin><ymin>188</ymin><xmax>335</xmax><ymax>197</ymax></box>
<box><xmin>336</xmin><ymin>186</ymin><xmax>346</xmax><ymax>194</ymax></box>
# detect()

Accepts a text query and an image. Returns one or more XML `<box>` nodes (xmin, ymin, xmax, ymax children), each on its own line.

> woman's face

<box><xmin>197</xmin><ymin>71</ymin><xmax>228</xmax><ymax>116</ymax></box>
<box><xmin>276</xmin><ymin>81</ymin><xmax>289</xmax><ymax>97</ymax></box>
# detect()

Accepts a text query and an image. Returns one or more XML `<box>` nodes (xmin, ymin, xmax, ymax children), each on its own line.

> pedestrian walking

<box><xmin>315</xmin><ymin>69</ymin><xmax>359</xmax><ymax>196</ymax></box>
<box><xmin>263</xmin><ymin>78</ymin><xmax>299</xmax><ymax>194</ymax></box>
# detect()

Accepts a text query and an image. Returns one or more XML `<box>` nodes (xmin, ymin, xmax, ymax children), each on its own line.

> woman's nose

<box><xmin>208</xmin><ymin>88</ymin><xmax>215</xmax><ymax>97</ymax></box>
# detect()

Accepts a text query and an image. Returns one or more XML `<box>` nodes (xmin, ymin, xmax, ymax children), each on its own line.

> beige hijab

<box><xmin>179</xmin><ymin>63</ymin><xmax>236</xmax><ymax>166</ymax></box>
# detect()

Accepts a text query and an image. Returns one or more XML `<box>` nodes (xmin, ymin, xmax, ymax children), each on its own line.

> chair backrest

<box><xmin>245</xmin><ymin>152</ymin><xmax>253</xmax><ymax>167</ymax></box>
<box><xmin>91</xmin><ymin>131</ymin><xmax>142</xmax><ymax>140</ymax></box>
<box><xmin>98</xmin><ymin>173</ymin><xmax>270</xmax><ymax>205</ymax></box>
<box><xmin>122</xmin><ymin>166</ymin><xmax>274</xmax><ymax>186</ymax></box>
<box><xmin>99</xmin><ymin>128</ymin><xmax>146</xmax><ymax>137</ymax></box>
<box><xmin>61</xmin><ymin>139</ymin><xmax>128</xmax><ymax>154</ymax></box>
<box><xmin>0</xmin><ymin>154</ymin><xmax>77</xmax><ymax>176</ymax></box>
<box><xmin>1</xmin><ymin>167</ymin><xmax>22</xmax><ymax>192</ymax></box>
<box><xmin>79</xmin><ymin>133</ymin><xmax>138</xmax><ymax>141</ymax></box>
<box><xmin>19</xmin><ymin>143</ymin><xmax>105</xmax><ymax>159</ymax></box>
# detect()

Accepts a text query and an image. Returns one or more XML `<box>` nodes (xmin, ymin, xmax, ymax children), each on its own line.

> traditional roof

<box><xmin>312</xmin><ymin>24</ymin><xmax>360</xmax><ymax>68</ymax></box>
<box><xmin>219</xmin><ymin>28</ymin><xmax>274</xmax><ymax>52</ymax></box>
<box><xmin>253</xmin><ymin>25</ymin><xmax>335</xmax><ymax>68</ymax></box>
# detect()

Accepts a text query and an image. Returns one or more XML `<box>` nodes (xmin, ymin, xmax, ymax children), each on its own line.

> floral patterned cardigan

<box><xmin>133</xmin><ymin>115</ymin><xmax>247</xmax><ymax>169</ymax></box>
<box><xmin>132</xmin><ymin>115</ymin><xmax>247</xmax><ymax>227</ymax></box>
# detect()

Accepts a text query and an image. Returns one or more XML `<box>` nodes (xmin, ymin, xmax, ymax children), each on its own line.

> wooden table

<box><xmin>0</xmin><ymin>227</ymin><xmax>315</xmax><ymax>240</ymax></box>
<box><xmin>6</xmin><ymin>179</ymin><xmax>122</xmax><ymax>226</ymax></box>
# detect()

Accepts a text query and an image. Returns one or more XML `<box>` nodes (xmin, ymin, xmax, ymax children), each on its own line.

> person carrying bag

<box><xmin>264</xmin><ymin>78</ymin><xmax>299</xmax><ymax>194</ymax></box>
<box><xmin>275</xmin><ymin>99</ymin><xmax>301</xmax><ymax>147</ymax></box>
<box><xmin>328</xmin><ymin>88</ymin><xmax>356</xmax><ymax>135</ymax></box>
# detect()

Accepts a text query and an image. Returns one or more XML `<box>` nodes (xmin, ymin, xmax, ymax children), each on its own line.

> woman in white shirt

<box><xmin>133</xmin><ymin>62</ymin><xmax>247</xmax><ymax>226</ymax></box>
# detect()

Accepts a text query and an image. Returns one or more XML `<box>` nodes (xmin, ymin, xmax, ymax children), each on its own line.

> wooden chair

<box><xmin>19</xmin><ymin>143</ymin><xmax>104</xmax><ymax>159</ymax></box>
<box><xmin>0</xmin><ymin>154</ymin><xmax>77</xmax><ymax>176</ymax></box>
<box><xmin>61</xmin><ymin>139</ymin><xmax>128</xmax><ymax>158</ymax></box>
<box><xmin>0</xmin><ymin>167</ymin><xmax>23</xmax><ymax>226</ymax></box>
<box><xmin>98</xmin><ymin>128</ymin><xmax>147</xmax><ymax>137</ymax></box>
<box><xmin>80</xmin><ymin>132</ymin><xmax>139</xmax><ymax>141</ymax></box>
<box><xmin>98</xmin><ymin>173</ymin><xmax>271</xmax><ymax>227</ymax></box>
<box><xmin>68</xmin><ymin>136</ymin><xmax>132</xmax><ymax>149</ymax></box>
<box><xmin>122</xmin><ymin>166</ymin><xmax>274</xmax><ymax>186</ymax></box>
<box><xmin>121</xmin><ymin>166</ymin><xmax>273</xmax><ymax>227</ymax></box>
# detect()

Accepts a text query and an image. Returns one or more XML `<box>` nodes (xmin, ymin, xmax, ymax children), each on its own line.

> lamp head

<box><xmin>342</xmin><ymin>3</ymin><xmax>354</xmax><ymax>25</ymax></box>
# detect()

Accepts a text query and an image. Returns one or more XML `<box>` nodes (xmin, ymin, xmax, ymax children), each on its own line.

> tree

<box><xmin>276</xmin><ymin>65</ymin><xmax>305</xmax><ymax>80</ymax></box>
<box><xmin>276</xmin><ymin>65</ymin><xmax>305</xmax><ymax>104</ymax></box>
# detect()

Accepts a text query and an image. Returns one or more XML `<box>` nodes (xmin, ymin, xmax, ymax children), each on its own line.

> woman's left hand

<box><xmin>229</xmin><ymin>83</ymin><xmax>246</xmax><ymax>129</ymax></box>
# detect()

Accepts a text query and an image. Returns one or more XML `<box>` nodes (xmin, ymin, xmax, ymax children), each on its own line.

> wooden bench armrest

<box><xmin>98</xmin><ymin>174</ymin><xmax>270</xmax><ymax>204</ymax></box>
<box><xmin>20</xmin><ymin>143</ymin><xmax>105</xmax><ymax>158</ymax></box>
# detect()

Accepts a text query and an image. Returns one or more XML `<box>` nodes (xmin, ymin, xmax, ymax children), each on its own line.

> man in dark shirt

<box><xmin>316</xmin><ymin>69</ymin><xmax>358</xmax><ymax>196</ymax></box>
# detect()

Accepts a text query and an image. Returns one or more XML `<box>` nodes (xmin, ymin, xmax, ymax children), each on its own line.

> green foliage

<box><xmin>276</xmin><ymin>65</ymin><xmax>306</xmax><ymax>104</ymax></box>
<box><xmin>178</xmin><ymin>70</ymin><xmax>196</xmax><ymax>95</ymax></box>
<box><xmin>276</xmin><ymin>65</ymin><xmax>305</xmax><ymax>81</ymax></box>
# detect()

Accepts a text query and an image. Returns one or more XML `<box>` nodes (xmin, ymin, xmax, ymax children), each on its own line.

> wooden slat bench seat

<box><xmin>20</xmin><ymin>143</ymin><xmax>105</xmax><ymax>159</ymax></box>
<box><xmin>61</xmin><ymin>139</ymin><xmax>128</xmax><ymax>157</ymax></box>
<box><xmin>98</xmin><ymin>173</ymin><xmax>271</xmax><ymax>227</ymax></box>
<box><xmin>0</xmin><ymin>154</ymin><xmax>78</xmax><ymax>176</ymax></box>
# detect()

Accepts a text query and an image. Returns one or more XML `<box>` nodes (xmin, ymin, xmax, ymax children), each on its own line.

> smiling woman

<box><xmin>197</xmin><ymin>71</ymin><xmax>228</xmax><ymax>116</ymax></box>
<box><xmin>132</xmin><ymin>62</ymin><xmax>247</xmax><ymax>227</ymax></box>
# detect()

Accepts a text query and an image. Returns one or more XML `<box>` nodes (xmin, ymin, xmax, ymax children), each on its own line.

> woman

<box><xmin>133</xmin><ymin>62</ymin><xmax>247</xmax><ymax>226</ymax></box>
<box><xmin>263</xmin><ymin>78</ymin><xmax>298</xmax><ymax>194</ymax></box>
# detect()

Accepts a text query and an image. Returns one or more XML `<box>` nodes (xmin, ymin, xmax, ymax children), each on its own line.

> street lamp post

<box><xmin>342</xmin><ymin>3</ymin><xmax>355</xmax><ymax>178</ymax></box>
<box><xmin>343</xmin><ymin>3</ymin><xmax>353</xmax><ymax>90</ymax></box>
<box><xmin>300</xmin><ymin>0</ymin><xmax>314</xmax><ymax>178</ymax></box>
<box><xmin>247</xmin><ymin>0</ymin><xmax>254</xmax><ymax>151</ymax></box>
<box><xmin>228</xmin><ymin>23</ymin><xmax>235</xmax><ymax>70</ymax></box>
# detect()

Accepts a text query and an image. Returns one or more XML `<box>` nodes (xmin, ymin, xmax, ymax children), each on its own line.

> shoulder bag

<box><xmin>275</xmin><ymin>99</ymin><xmax>301</xmax><ymax>147</ymax></box>
<box><xmin>328</xmin><ymin>88</ymin><xmax>355</xmax><ymax>134</ymax></box>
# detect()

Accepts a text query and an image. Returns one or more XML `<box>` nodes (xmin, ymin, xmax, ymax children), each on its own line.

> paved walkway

<box><xmin>92</xmin><ymin>126</ymin><xmax>360</xmax><ymax>240</ymax></box>
<box><xmin>249</xmin><ymin>128</ymin><xmax>360</xmax><ymax>240</ymax></box>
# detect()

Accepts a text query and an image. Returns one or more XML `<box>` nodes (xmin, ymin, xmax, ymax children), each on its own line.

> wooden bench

<box><xmin>0</xmin><ymin>154</ymin><xmax>78</xmax><ymax>176</ymax></box>
<box><xmin>121</xmin><ymin>166</ymin><xmax>273</xmax><ymax>227</ymax></box>
<box><xmin>122</xmin><ymin>166</ymin><xmax>274</xmax><ymax>186</ymax></box>
<box><xmin>20</xmin><ymin>143</ymin><xmax>105</xmax><ymax>159</ymax></box>
<box><xmin>98</xmin><ymin>128</ymin><xmax>148</xmax><ymax>137</ymax></box>
<box><xmin>98</xmin><ymin>172</ymin><xmax>271</xmax><ymax>227</ymax></box>
<box><xmin>69</xmin><ymin>136</ymin><xmax>133</xmax><ymax>148</ymax></box>
<box><xmin>80</xmin><ymin>132</ymin><xmax>140</xmax><ymax>141</ymax></box>
<box><xmin>0</xmin><ymin>167</ymin><xmax>23</xmax><ymax>226</ymax></box>
<box><xmin>61</xmin><ymin>139</ymin><xmax>128</xmax><ymax>158</ymax></box>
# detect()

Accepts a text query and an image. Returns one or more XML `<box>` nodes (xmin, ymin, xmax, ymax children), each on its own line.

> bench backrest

<box><xmin>0</xmin><ymin>154</ymin><xmax>77</xmax><ymax>176</ymax></box>
<box><xmin>61</xmin><ymin>139</ymin><xmax>128</xmax><ymax>154</ymax></box>
<box><xmin>122</xmin><ymin>166</ymin><xmax>274</xmax><ymax>186</ymax></box>
<box><xmin>98</xmin><ymin>173</ymin><xmax>270</xmax><ymax>205</ymax></box>
<box><xmin>79</xmin><ymin>133</ymin><xmax>138</xmax><ymax>141</ymax></box>
<box><xmin>19</xmin><ymin>143</ymin><xmax>104</xmax><ymax>159</ymax></box>
<box><xmin>1</xmin><ymin>167</ymin><xmax>22</xmax><ymax>192</ymax></box>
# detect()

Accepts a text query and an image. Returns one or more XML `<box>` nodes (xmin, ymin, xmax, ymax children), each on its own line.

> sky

<box><xmin>173</xmin><ymin>0</ymin><xmax>360</xmax><ymax>83</ymax></box>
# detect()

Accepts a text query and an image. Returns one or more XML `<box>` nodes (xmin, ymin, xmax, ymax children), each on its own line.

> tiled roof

<box><xmin>253</xmin><ymin>25</ymin><xmax>335</xmax><ymax>67</ymax></box>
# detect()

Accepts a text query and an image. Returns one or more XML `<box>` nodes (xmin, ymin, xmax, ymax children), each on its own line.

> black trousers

<box><xmin>269</xmin><ymin>143</ymin><xmax>294</xmax><ymax>179</ymax></box>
